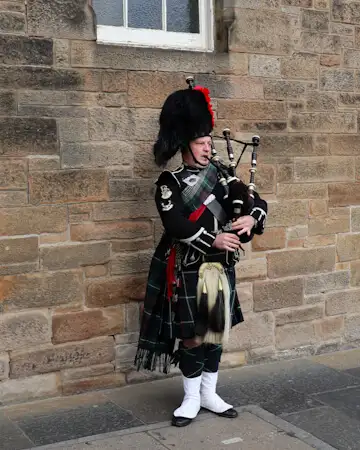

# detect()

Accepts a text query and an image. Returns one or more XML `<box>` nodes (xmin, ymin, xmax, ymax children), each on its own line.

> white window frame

<box><xmin>96</xmin><ymin>0</ymin><xmax>214</xmax><ymax>52</ymax></box>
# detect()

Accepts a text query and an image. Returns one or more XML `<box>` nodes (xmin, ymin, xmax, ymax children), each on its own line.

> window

<box><xmin>92</xmin><ymin>0</ymin><xmax>214</xmax><ymax>52</ymax></box>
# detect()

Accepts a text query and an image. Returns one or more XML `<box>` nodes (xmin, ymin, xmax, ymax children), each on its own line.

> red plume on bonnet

<box><xmin>194</xmin><ymin>85</ymin><xmax>215</xmax><ymax>128</ymax></box>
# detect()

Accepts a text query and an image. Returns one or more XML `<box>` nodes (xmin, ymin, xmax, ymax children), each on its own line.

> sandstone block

<box><xmin>111</xmin><ymin>250</ymin><xmax>153</xmax><ymax>276</ymax></box>
<box><xmin>112</xmin><ymin>238</ymin><xmax>154</xmax><ymax>253</ymax></box>
<box><xmin>195</xmin><ymin>74</ymin><xmax>264</xmax><ymax>100</ymax></box>
<box><xmin>225</xmin><ymin>312</ymin><xmax>274</xmax><ymax>351</ymax></box>
<box><xmin>308</xmin><ymin>208</ymin><xmax>350</xmax><ymax>235</ymax></box>
<box><xmin>261</xmin><ymin>135</ymin><xmax>315</xmax><ymax>158</ymax></box>
<box><xmin>86</xmin><ymin>275</ymin><xmax>147</xmax><ymax>307</ymax></box>
<box><xmin>264</xmin><ymin>80</ymin><xmax>307</xmax><ymax>99</ymax></box>
<box><xmin>0</xmin><ymin>91</ymin><xmax>16</xmax><ymax>115</ymax></box>
<box><xmin>275</xmin><ymin>305</ymin><xmax>324</xmax><ymax>326</ymax></box>
<box><xmin>0</xmin><ymin>353</ymin><xmax>9</xmax><ymax>380</ymax></box>
<box><xmin>320</xmin><ymin>55</ymin><xmax>340</xmax><ymax>67</ymax></box>
<box><xmin>277</xmin><ymin>164</ymin><xmax>294</xmax><ymax>183</ymax></box>
<box><xmin>41</xmin><ymin>242</ymin><xmax>110</xmax><ymax>270</ymax></box>
<box><xmin>229</xmin><ymin>9</ymin><xmax>291</xmax><ymax>54</ymax></box>
<box><xmin>0</xmin><ymin>35</ymin><xmax>52</xmax><ymax>65</ymax></box>
<box><xmin>306</xmin><ymin>92</ymin><xmax>337</xmax><ymax>111</ymax></box>
<box><xmin>61</xmin><ymin>363</ymin><xmax>114</xmax><ymax>382</ymax></box>
<box><xmin>29</xmin><ymin>156</ymin><xmax>60</xmax><ymax>171</ymax></box>
<box><xmin>277</xmin><ymin>183</ymin><xmax>327</xmax><ymax>200</ymax></box>
<box><xmin>326</xmin><ymin>288</ymin><xmax>360</xmax><ymax>315</ymax></box>
<box><xmin>351</xmin><ymin>261</ymin><xmax>360</xmax><ymax>286</ymax></box>
<box><xmin>0</xmin><ymin>11</ymin><xmax>24</xmax><ymax>33</ymax></box>
<box><xmin>309</xmin><ymin>200</ymin><xmax>328</xmax><ymax>217</ymax></box>
<box><xmin>226</xmin><ymin>0</ymin><xmax>280</xmax><ymax>7</ymax></box>
<box><xmin>109</xmin><ymin>179</ymin><xmax>156</xmax><ymax>201</ymax></box>
<box><xmin>0</xmin><ymin>2</ymin><xmax>25</xmax><ymax>12</ymax></box>
<box><xmin>236</xmin><ymin>282</ymin><xmax>253</xmax><ymax>313</ymax></box>
<box><xmin>62</xmin><ymin>373</ymin><xmax>125</xmax><ymax>396</ymax></box>
<box><xmin>254</xmin><ymin>277</ymin><xmax>304</xmax><ymax>312</ymax></box>
<box><xmin>304</xmin><ymin>235</ymin><xmax>336</xmax><ymax>248</ymax></box>
<box><xmin>267</xmin><ymin>247</ymin><xmax>335</xmax><ymax>278</ymax></box>
<box><xmin>320</xmin><ymin>69</ymin><xmax>354</xmax><ymax>90</ymax></box>
<box><xmin>0</xmin><ymin>159</ymin><xmax>26</xmax><ymax>190</ymax></box>
<box><xmin>0</xmin><ymin>205</ymin><xmax>67</xmax><ymax>236</ymax></box>
<box><xmin>84</xmin><ymin>265</ymin><xmax>108</xmax><ymax>278</ymax></box>
<box><xmin>235</xmin><ymin>258</ymin><xmax>267</xmax><ymax>281</ymax></box>
<box><xmin>71</xmin><ymin>221</ymin><xmax>152</xmax><ymax>242</ymax></box>
<box><xmin>215</xmin><ymin>120</ymin><xmax>287</xmax><ymax>134</ymax></box>
<box><xmin>281</xmin><ymin>52</ymin><xmax>318</xmax><ymax>79</ymax></box>
<box><xmin>102</xmin><ymin>70</ymin><xmax>127</xmax><ymax>92</ymax></box>
<box><xmin>0</xmin><ymin>191</ymin><xmax>27</xmax><ymax>207</ymax></box>
<box><xmin>300</xmin><ymin>32</ymin><xmax>340</xmax><ymax>54</ymax></box>
<box><xmin>0</xmin><ymin>237</ymin><xmax>38</xmax><ymax>265</ymax></box>
<box><xmin>61</xmin><ymin>142</ymin><xmax>132</xmax><ymax>169</ymax></box>
<box><xmin>0</xmin><ymin>311</ymin><xmax>50</xmax><ymax>352</ymax></box>
<box><xmin>0</xmin><ymin>271</ymin><xmax>82</xmax><ymax>313</ymax></box>
<box><xmin>290</xmin><ymin>113</ymin><xmax>356</xmax><ymax>133</ymax></box>
<box><xmin>27</xmin><ymin>0</ymin><xmax>95</xmax><ymax>39</ymax></box>
<box><xmin>276</xmin><ymin>322</ymin><xmax>317</xmax><ymax>350</ymax></box>
<box><xmin>0</xmin><ymin>117</ymin><xmax>57</xmax><ymax>156</ymax></box>
<box><xmin>115</xmin><ymin>332</ymin><xmax>139</xmax><ymax>345</ymax></box>
<box><xmin>29</xmin><ymin>170</ymin><xmax>108</xmax><ymax>205</ymax></box>
<box><xmin>217</xmin><ymin>100</ymin><xmax>286</xmax><ymax>120</ymax></box>
<box><xmin>0</xmin><ymin>263</ymin><xmax>39</xmax><ymax>277</ymax></box>
<box><xmin>54</xmin><ymin>39</ymin><xmax>70</xmax><ymax>67</ymax></box>
<box><xmin>220</xmin><ymin>351</ymin><xmax>247</xmax><ymax>368</ymax></box>
<box><xmin>301</xmin><ymin>10</ymin><xmax>329</xmax><ymax>31</ymax></box>
<box><xmin>315</xmin><ymin>0</ymin><xmax>330</xmax><ymax>7</ymax></box>
<box><xmin>133</xmin><ymin>142</ymin><xmax>162</xmax><ymax>179</ymax></box>
<box><xmin>305</xmin><ymin>271</ymin><xmax>350</xmax><ymax>295</ymax></box>
<box><xmin>332</xmin><ymin>0</ymin><xmax>360</xmax><ymax>24</ymax></box>
<box><xmin>39</xmin><ymin>231</ymin><xmax>68</xmax><ymax>245</ymax></box>
<box><xmin>93</xmin><ymin>201</ymin><xmax>158</xmax><ymax>221</ymax></box>
<box><xmin>10</xmin><ymin>336</ymin><xmax>115</xmax><ymax>378</ymax></box>
<box><xmin>238</xmin><ymin>164</ymin><xmax>275</xmax><ymax>194</ymax></box>
<box><xmin>0</xmin><ymin>374</ymin><xmax>58</xmax><ymax>404</ymax></box>
<box><xmin>115</xmin><ymin>343</ymin><xmax>137</xmax><ymax>371</ymax></box>
<box><xmin>337</xmin><ymin>233</ymin><xmax>360</xmax><ymax>262</ymax></box>
<box><xmin>18</xmin><ymin>104</ymin><xmax>87</xmax><ymax>118</ymax></box>
<box><xmin>125</xmin><ymin>303</ymin><xmax>140</xmax><ymax>333</ymax></box>
<box><xmin>88</xmin><ymin>107</ymin><xmax>132</xmax><ymax>141</ymax></box>
<box><xmin>315</xmin><ymin>317</ymin><xmax>344</xmax><ymax>340</ymax></box>
<box><xmin>287</xmin><ymin>225</ymin><xmax>308</xmax><ymax>240</ymax></box>
<box><xmin>344</xmin><ymin>315</ymin><xmax>360</xmax><ymax>342</ymax></box>
<box><xmin>329</xmin><ymin>183</ymin><xmax>360</xmax><ymax>207</ymax></box>
<box><xmin>252</xmin><ymin>227</ymin><xmax>286</xmax><ymax>251</ymax></box>
<box><xmin>338</xmin><ymin>93</ymin><xmax>360</xmax><ymax>108</ymax></box>
<box><xmin>249</xmin><ymin>55</ymin><xmax>280</xmax><ymax>77</ymax></box>
<box><xmin>53</xmin><ymin>307</ymin><xmax>125</xmax><ymax>344</ymax></box>
<box><xmin>266</xmin><ymin>200</ymin><xmax>308</xmax><ymax>227</ymax></box>
<box><xmin>282</xmin><ymin>0</ymin><xmax>312</xmax><ymax>5</ymax></box>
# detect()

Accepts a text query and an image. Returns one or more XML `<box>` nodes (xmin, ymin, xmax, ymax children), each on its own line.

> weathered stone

<box><xmin>101</xmin><ymin>70</ymin><xmax>127</xmax><ymax>92</ymax></box>
<box><xmin>0</xmin><ymin>271</ymin><xmax>82</xmax><ymax>313</ymax></box>
<box><xmin>337</xmin><ymin>233</ymin><xmax>360</xmax><ymax>262</ymax></box>
<box><xmin>18</xmin><ymin>104</ymin><xmax>87</xmax><ymax>118</ymax></box>
<box><xmin>61</xmin><ymin>363</ymin><xmax>114</xmax><ymax>382</ymax></box>
<box><xmin>264</xmin><ymin>80</ymin><xmax>307</xmax><ymax>99</ymax></box>
<box><xmin>39</xmin><ymin>231</ymin><xmax>68</xmax><ymax>245</ymax></box>
<box><xmin>332</xmin><ymin>0</ymin><xmax>360</xmax><ymax>24</ymax></box>
<box><xmin>28</xmin><ymin>156</ymin><xmax>60</xmax><ymax>171</ymax></box>
<box><xmin>267</xmin><ymin>246</ymin><xmax>335</xmax><ymax>278</ymax></box>
<box><xmin>0</xmin><ymin>374</ymin><xmax>58</xmax><ymax>404</ymax></box>
<box><xmin>321</xmin><ymin>69</ymin><xmax>354</xmax><ymax>90</ymax></box>
<box><xmin>249</xmin><ymin>55</ymin><xmax>281</xmax><ymax>77</ymax></box>
<box><xmin>344</xmin><ymin>49</ymin><xmax>360</xmax><ymax>68</ymax></box>
<box><xmin>294</xmin><ymin>157</ymin><xmax>354</xmax><ymax>182</ymax></box>
<box><xmin>287</xmin><ymin>225</ymin><xmax>309</xmax><ymax>240</ymax></box>
<box><xmin>351</xmin><ymin>260</ymin><xmax>360</xmax><ymax>286</ymax></box>
<box><xmin>71</xmin><ymin>221</ymin><xmax>152</xmax><ymax>242</ymax></box>
<box><xmin>0</xmin><ymin>353</ymin><xmax>9</xmax><ymax>380</ymax></box>
<box><xmin>0</xmin><ymin>205</ymin><xmax>67</xmax><ymax>236</ymax></box>
<box><xmin>339</xmin><ymin>93</ymin><xmax>360</xmax><ymax>108</ymax></box>
<box><xmin>96</xmin><ymin>92</ymin><xmax>127</xmax><ymax>107</ymax></box>
<box><xmin>277</xmin><ymin>164</ymin><xmax>294</xmax><ymax>183</ymax></box>
<box><xmin>215</xmin><ymin>120</ymin><xmax>287</xmax><ymax>134</ymax></box>
<box><xmin>309</xmin><ymin>208</ymin><xmax>350</xmax><ymax>235</ymax></box>
<box><xmin>226</xmin><ymin>0</ymin><xmax>280</xmax><ymax>7</ymax></box>
<box><xmin>306</xmin><ymin>92</ymin><xmax>337</xmax><ymax>111</ymax></box>
<box><xmin>275</xmin><ymin>305</ymin><xmax>324</xmax><ymax>326</ymax></box>
<box><xmin>288</xmin><ymin>101</ymin><xmax>305</xmax><ymax>111</ymax></box>
<box><xmin>0</xmin><ymin>159</ymin><xmax>26</xmax><ymax>190</ymax></box>
<box><xmin>0</xmin><ymin>67</ymin><xmax>101</xmax><ymax>91</ymax></box>
<box><xmin>0</xmin><ymin>237</ymin><xmax>38</xmax><ymax>265</ymax></box>
<box><xmin>276</xmin><ymin>322</ymin><xmax>317</xmax><ymax>350</ymax></box>
<box><xmin>40</xmin><ymin>242</ymin><xmax>111</xmax><ymax>270</ymax></box>
<box><xmin>111</xmin><ymin>250</ymin><xmax>153</xmax><ymax>275</ymax></box>
<box><xmin>220</xmin><ymin>351</ymin><xmax>247</xmax><ymax>368</ymax></box>
<box><xmin>262</xmin><ymin>135</ymin><xmax>314</xmax><ymax>158</ymax></box>
<box><xmin>217</xmin><ymin>100</ymin><xmax>286</xmax><ymax>120</ymax></box>
<box><xmin>115</xmin><ymin>343</ymin><xmax>138</xmax><ymax>371</ymax></box>
<box><xmin>315</xmin><ymin>317</ymin><xmax>344</xmax><ymax>340</ymax></box>
<box><xmin>133</xmin><ymin>142</ymin><xmax>162</xmax><ymax>179</ymax></box>
<box><xmin>0</xmin><ymin>11</ymin><xmax>24</xmax><ymax>32</ymax></box>
<box><xmin>238</xmin><ymin>164</ymin><xmax>275</xmax><ymax>193</ymax></box>
<box><xmin>115</xmin><ymin>332</ymin><xmax>139</xmax><ymax>345</ymax></box>
<box><xmin>0</xmin><ymin>191</ymin><xmax>27</xmax><ymax>207</ymax></box>
<box><xmin>0</xmin><ymin>118</ymin><xmax>58</xmax><ymax>156</ymax></box>
<box><xmin>57</xmin><ymin>118</ymin><xmax>88</xmax><ymax>143</ymax></box>
<box><xmin>109</xmin><ymin>179</ymin><xmax>155</xmax><ymax>201</ymax></box>
<box><xmin>229</xmin><ymin>9</ymin><xmax>291</xmax><ymax>54</ymax></box>
<box><xmin>326</xmin><ymin>289</ymin><xmax>360</xmax><ymax>315</ymax></box>
<box><xmin>0</xmin><ymin>262</ymin><xmax>39</xmax><ymax>277</ymax></box>
<box><xmin>0</xmin><ymin>91</ymin><xmax>15</xmax><ymax>114</ymax></box>
<box><xmin>93</xmin><ymin>201</ymin><xmax>158</xmax><ymax>221</ymax></box>
<box><xmin>125</xmin><ymin>303</ymin><xmax>140</xmax><ymax>333</ymax></box>
<box><xmin>62</xmin><ymin>373</ymin><xmax>125</xmax><ymax>396</ymax></box>
<box><xmin>301</xmin><ymin>10</ymin><xmax>329</xmax><ymax>31</ymax></box>
<box><xmin>235</xmin><ymin>258</ymin><xmax>267</xmax><ymax>281</ymax></box>
<box><xmin>254</xmin><ymin>277</ymin><xmax>304</xmax><ymax>312</ymax></box>
<box><xmin>277</xmin><ymin>183</ymin><xmax>327</xmax><ymax>199</ymax></box>
<box><xmin>27</xmin><ymin>0</ymin><xmax>95</xmax><ymax>39</ymax></box>
<box><xmin>84</xmin><ymin>265</ymin><xmax>107</xmax><ymax>278</ymax></box>
<box><xmin>0</xmin><ymin>2</ymin><xmax>25</xmax><ymax>12</ymax></box>
<box><xmin>252</xmin><ymin>227</ymin><xmax>286</xmax><ymax>251</ymax></box>
<box><xmin>320</xmin><ymin>54</ymin><xmax>341</xmax><ymax>66</ymax></box>
<box><xmin>0</xmin><ymin>35</ymin><xmax>52</xmax><ymax>65</ymax></box>
<box><xmin>282</xmin><ymin>0</ymin><xmax>312</xmax><ymax>5</ymax></box>
<box><xmin>87</xmin><ymin>275</ymin><xmax>147</xmax><ymax>307</ymax></box>
<box><xmin>281</xmin><ymin>52</ymin><xmax>318</xmax><ymax>79</ymax></box>
<box><xmin>290</xmin><ymin>113</ymin><xmax>356</xmax><ymax>133</ymax></box>
<box><xmin>54</xmin><ymin>39</ymin><xmax>70</xmax><ymax>67</ymax></box>
<box><xmin>309</xmin><ymin>200</ymin><xmax>328</xmax><ymax>217</ymax></box>
<box><xmin>266</xmin><ymin>200</ymin><xmax>308</xmax><ymax>227</ymax></box>
<box><xmin>112</xmin><ymin>238</ymin><xmax>154</xmax><ymax>253</ymax></box>
<box><xmin>0</xmin><ymin>311</ymin><xmax>50</xmax><ymax>352</ymax></box>
<box><xmin>300</xmin><ymin>32</ymin><xmax>340</xmax><ymax>54</ymax></box>
<box><xmin>196</xmin><ymin>74</ymin><xmax>264</xmax><ymax>100</ymax></box>
<box><xmin>29</xmin><ymin>170</ymin><xmax>108</xmax><ymax>205</ymax></box>
<box><xmin>52</xmin><ymin>307</ymin><xmax>124</xmax><ymax>344</ymax></box>
<box><xmin>304</xmin><ymin>235</ymin><xmax>336</xmax><ymax>247</ymax></box>
<box><xmin>329</xmin><ymin>183</ymin><xmax>360</xmax><ymax>206</ymax></box>
<box><xmin>225</xmin><ymin>312</ymin><xmax>274</xmax><ymax>351</ymax></box>
<box><xmin>10</xmin><ymin>336</ymin><xmax>115</xmax><ymax>378</ymax></box>
<box><xmin>315</xmin><ymin>0</ymin><xmax>330</xmax><ymax>8</ymax></box>
<box><xmin>236</xmin><ymin>282</ymin><xmax>253</xmax><ymax>313</ymax></box>
<box><xmin>352</xmin><ymin>207</ymin><xmax>360</xmax><ymax>232</ymax></box>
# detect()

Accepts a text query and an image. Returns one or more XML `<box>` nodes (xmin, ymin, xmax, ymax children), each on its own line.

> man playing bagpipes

<box><xmin>134</xmin><ymin>77</ymin><xmax>268</xmax><ymax>427</ymax></box>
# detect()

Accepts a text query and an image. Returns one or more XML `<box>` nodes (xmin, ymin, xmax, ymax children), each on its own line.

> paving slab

<box><xmin>0</xmin><ymin>412</ymin><xmax>34</xmax><ymax>450</ymax></box>
<box><xmin>314</xmin><ymin>386</ymin><xmax>360</xmax><ymax>421</ymax></box>
<box><xmin>310</xmin><ymin>348</ymin><xmax>360</xmax><ymax>370</ymax></box>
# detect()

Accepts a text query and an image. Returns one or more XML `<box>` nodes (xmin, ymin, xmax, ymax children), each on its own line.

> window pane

<box><xmin>167</xmin><ymin>0</ymin><xmax>199</xmax><ymax>33</ymax></box>
<box><xmin>128</xmin><ymin>0</ymin><xmax>162</xmax><ymax>29</ymax></box>
<box><xmin>93</xmin><ymin>0</ymin><xmax>123</xmax><ymax>27</ymax></box>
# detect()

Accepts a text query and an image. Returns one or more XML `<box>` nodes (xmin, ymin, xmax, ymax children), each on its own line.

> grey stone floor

<box><xmin>2</xmin><ymin>349</ymin><xmax>360</xmax><ymax>449</ymax></box>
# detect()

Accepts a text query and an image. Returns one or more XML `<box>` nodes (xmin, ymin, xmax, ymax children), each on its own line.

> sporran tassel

<box><xmin>195</xmin><ymin>281</ymin><xmax>209</xmax><ymax>337</ymax></box>
<box><xmin>209</xmin><ymin>278</ymin><xmax>225</xmax><ymax>333</ymax></box>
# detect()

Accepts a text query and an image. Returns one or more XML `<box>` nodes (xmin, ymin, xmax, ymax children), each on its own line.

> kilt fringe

<box><xmin>134</xmin><ymin>347</ymin><xmax>173</xmax><ymax>374</ymax></box>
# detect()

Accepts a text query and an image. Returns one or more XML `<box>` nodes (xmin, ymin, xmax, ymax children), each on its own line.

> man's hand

<box><xmin>212</xmin><ymin>233</ymin><xmax>240</xmax><ymax>252</ymax></box>
<box><xmin>231</xmin><ymin>215</ymin><xmax>256</xmax><ymax>236</ymax></box>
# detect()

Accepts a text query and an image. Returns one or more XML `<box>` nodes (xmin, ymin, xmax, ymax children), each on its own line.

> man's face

<box><xmin>188</xmin><ymin>136</ymin><xmax>212</xmax><ymax>166</ymax></box>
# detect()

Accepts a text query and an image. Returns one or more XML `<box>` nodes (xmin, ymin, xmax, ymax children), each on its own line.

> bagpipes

<box><xmin>186</xmin><ymin>76</ymin><xmax>260</xmax><ymax>222</ymax></box>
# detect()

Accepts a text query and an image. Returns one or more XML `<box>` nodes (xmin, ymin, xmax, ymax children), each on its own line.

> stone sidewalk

<box><xmin>2</xmin><ymin>348</ymin><xmax>360</xmax><ymax>450</ymax></box>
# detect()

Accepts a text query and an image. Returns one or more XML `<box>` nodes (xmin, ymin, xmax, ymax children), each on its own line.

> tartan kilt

<box><xmin>135</xmin><ymin>248</ymin><xmax>244</xmax><ymax>374</ymax></box>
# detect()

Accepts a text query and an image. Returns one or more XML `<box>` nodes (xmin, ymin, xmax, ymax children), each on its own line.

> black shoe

<box><xmin>171</xmin><ymin>415</ymin><xmax>193</xmax><ymax>427</ymax></box>
<box><xmin>216</xmin><ymin>408</ymin><xmax>238</xmax><ymax>419</ymax></box>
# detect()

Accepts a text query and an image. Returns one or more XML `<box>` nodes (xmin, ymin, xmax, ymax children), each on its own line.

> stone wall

<box><xmin>0</xmin><ymin>0</ymin><xmax>360</xmax><ymax>405</ymax></box>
